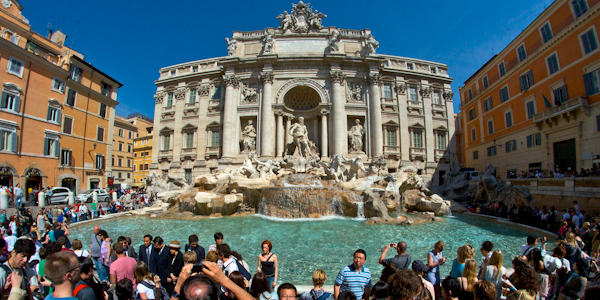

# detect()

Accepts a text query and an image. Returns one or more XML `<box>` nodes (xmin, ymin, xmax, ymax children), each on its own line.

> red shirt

<box><xmin>61</xmin><ymin>248</ymin><xmax>75</xmax><ymax>253</ymax></box>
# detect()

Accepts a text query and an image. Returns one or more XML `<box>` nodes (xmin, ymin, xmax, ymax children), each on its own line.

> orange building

<box><xmin>0</xmin><ymin>1</ymin><xmax>121</xmax><ymax>193</ymax></box>
<box><xmin>459</xmin><ymin>0</ymin><xmax>600</xmax><ymax>178</ymax></box>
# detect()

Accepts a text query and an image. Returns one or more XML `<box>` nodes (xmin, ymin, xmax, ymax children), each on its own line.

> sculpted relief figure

<box><xmin>343</xmin><ymin>156</ymin><xmax>367</xmax><ymax>181</ymax></box>
<box><xmin>242</xmin><ymin>85</ymin><xmax>257</xmax><ymax>103</ymax></box>
<box><xmin>262</xmin><ymin>33</ymin><xmax>274</xmax><ymax>54</ymax></box>
<box><xmin>277</xmin><ymin>11</ymin><xmax>293</xmax><ymax>32</ymax></box>
<box><xmin>225</xmin><ymin>37</ymin><xmax>237</xmax><ymax>57</ymax></box>
<box><xmin>365</xmin><ymin>34</ymin><xmax>379</xmax><ymax>54</ymax></box>
<box><xmin>309</xmin><ymin>10</ymin><xmax>326</xmax><ymax>30</ymax></box>
<box><xmin>241</xmin><ymin>120</ymin><xmax>257</xmax><ymax>153</ymax></box>
<box><xmin>329</xmin><ymin>29</ymin><xmax>340</xmax><ymax>52</ymax></box>
<box><xmin>289</xmin><ymin>117</ymin><xmax>311</xmax><ymax>158</ymax></box>
<box><xmin>348</xmin><ymin>119</ymin><xmax>364</xmax><ymax>153</ymax></box>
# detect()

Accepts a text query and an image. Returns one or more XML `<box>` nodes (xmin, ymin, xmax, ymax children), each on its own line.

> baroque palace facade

<box><xmin>151</xmin><ymin>2</ymin><xmax>456</xmax><ymax>188</ymax></box>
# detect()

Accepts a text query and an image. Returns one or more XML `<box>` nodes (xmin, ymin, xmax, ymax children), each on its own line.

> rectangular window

<box><xmin>432</xmin><ymin>90</ymin><xmax>442</xmax><ymax>105</ymax></box>
<box><xmin>505</xmin><ymin>140</ymin><xmax>517</xmax><ymax>152</ymax></box>
<box><xmin>471</xmin><ymin>128</ymin><xmax>477</xmax><ymax>141</ymax></box>
<box><xmin>70</xmin><ymin>65</ymin><xmax>83</xmax><ymax>82</ymax></box>
<box><xmin>162</xmin><ymin>134</ymin><xmax>170</xmax><ymax>150</ymax></box>
<box><xmin>95</xmin><ymin>154</ymin><xmax>104</xmax><ymax>169</ymax></box>
<box><xmin>127</xmin><ymin>173</ymin><xmax>131</xmax><ymax>179</ymax></box>
<box><xmin>382</xmin><ymin>85</ymin><xmax>393</xmax><ymax>98</ymax></box>
<box><xmin>436</xmin><ymin>134</ymin><xmax>446</xmax><ymax>150</ymax></box>
<box><xmin>526</xmin><ymin>101</ymin><xmax>536</xmax><ymax>119</ymax></box>
<box><xmin>483</xmin><ymin>97</ymin><xmax>493</xmax><ymax>112</ymax></box>
<box><xmin>483</xmin><ymin>76</ymin><xmax>489</xmax><ymax>89</ymax></box>
<box><xmin>118</xmin><ymin>142</ymin><xmax>123</xmax><ymax>152</ymax></box>
<box><xmin>412</xmin><ymin>132</ymin><xmax>423</xmax><ymax>148</ymax></box>
<box><xmin>118</xmin><ymin>129</ymin><xmax>124</xmax><ymax>137</ymax></box>
<box><xmin>572</xmin><ymin>0</ymin><xmax>589</xmax><ymax>18</ymax></box>
<box><xmin>541</xmin><ymin>23</ymin><xmax>553</xmax><ymax>43</ymax></box>
<box><xmin>547</xmin><ymin>54</ymin><xmax>560</xmax><ymax>75</ymax></box>
<box><xmin>101</xmin><ymin>82</ymin><xmax>112</xmax><ymax>98</ymax></box>
<box><xmin>185</xmin><ymin>132</ymin><xmax>194</xmax><ymax>148</ymax></box>
<box><xmin>467</xmin><ymin>89</ymin><xmax>473</xmax><ymax>101</ymax></box>
<box><xmin>527</xmin><ymin>133</ymin><xmax>542</xmax><ymax>147</ymax></box>
<box><xmin>127</xmin><ymin>159</ymin><xmax>131</xmax><ymax>168</ymax></box>
<box><xmin>127</xmin><ymin>144</ymin><xmax>132</xmax><ymax>152</ymax></box>
<box><xmin>61</xmin><ymin>149</ymin><xmax>72</xmax><ymax>166</ymax></box>
<box><xmin>189</xmin><ymin>89</ymin><xmax>196</xmax><ymax>103</ymax></box>
<box><xmin>584</xmin><ymin>68</ymin><xmax>600</xmax><ymax>95</ymax></box>
<box><xmin>408</xmin><ymin>87</ymin><xmax>418</xmax><ymax>102</ymax></box>
<box><xmin>519</xmin><ymin>70</ymin><xmax>534</xmax><ymax>91</ymax></box>
<box><xmin>406</xmin><ymin>63</ymin><xmax>414</xmax><ymax>70</ymax></box>
<box><xmin>118</xmin><ymin>157</ymin><xmax>122</xmax><ymax>167</ymax></box>
<box><xmin>166</xmin><ymin>93</ymin><xmax>174</xmax><ymax>106</ymax></box>
<box><xmin>0</xmin><ymin>129</ymin><xmax>17</xmax><ymax>152</ymax></box>
<box><xmin>553</xmin><ymin>85</ymin><xmax>568</xmax><ymax>105</ymax></box>
<box><xmin>99</xmin><ymin>103</ymin><xmax>107</xmax><ymax>118</ymax></box>
<box><xmin>473</xmin><ymin>150</ymin><xmax>479</xmax><ymax>160</ymax></box>
<box><xmin>97</xmin><ymin>127</ymin><xmax>105</xmax><ymax>142</ymax></box>
<box><xmin>66</xmin><ymin>88</ymin><xmax>77</xmax><ymax>106</ymax></box>
<box><xmin>213</xmin><ymin>86</ymin><xmax>222</xmax><ymax>99</ymax></box>
<box><xmin>499</xmin><ymin>86</ymin><xmax>510</xmax><ymax>103</ymax></box>
<box><xmin>1</xmin><ymin>91</ymin><xmax>20</xmax><ymax>112</ymax></box>
<box><xmin>487</xmin><ymin>120</ymin><xmax>494</xmax><ymax>135</ymax></box>
<box><xmin>7</xmin><ymin>57</ymin><xmax>24</xmax><ymax>78</ymax></box>
<box><xmin>128</xmin><ymin>131</ymin><xmax>132</xmax><ymax>139</ymax></box>
<box><xmin>499</xmin><ymin>62</ymin><xmax>506</xmax><ymax>77</ymax></box>
<box><xmin>386</xmin><ymin>130</ymin><xmax>396</xmax><ymax>146</ymax></box>
<box><xmin>52</xmin><ymin>78</ymin><xmax>66</xmax><ymax>93</ymax></box>
<box><xmin>597</xmin><ymin>115</ymin><xmax>600</xmax><ymax>131</ymax></box>
<box><xmin>139</xmin><ymin>164</ymin><xmax>144</xmax><ymax>171</ymax></box>
<box><xmin>211</xmin><ymin>131</ymin><xmax>220</xmax><ymax>147</ymax></box>
<box><xmin>63</xmin><ymin>116</ymin><xmax>73</xmax><ymax>134</ymax></box>
<box><xmin>47</xmin><ymin>106</ymin><xmax>61</xmax><ymax>123</ymax></box>
<box><xmin>43</xmin><ymin>137</ymin><xmax>59</xmax><ymax>157</ymax></box>
<box><xmin>144</xmin><ymin>164</ymin><xmax>149</xmax><ymax>170</ymax></box>
<box><xmin>517</xmin><ymin>44</ymin><xmax>527</xmax><ymax>62</ymax></box>
<box><xmin>581</xmin><ymin>28</ymin><xmax>598</xmax><ymax>55</ymax></box>
<box><xmin>505</xmin><ymin>111</ymin><xmax>513</xmax><ymax>128</ymax></box>
<box><xmin>487</xmin><ymin>146</ymin><xmax>497</xmax><ymax>157</ymax></box>
<box><xmin>133</xmin><ymin>165</ymin><xmax>136</xmax><ymax>172</ymax></box>
<box><xmin>468</xmin><ymin>108</ymin><xmax>476</xmax><ymax>121</ymax></box>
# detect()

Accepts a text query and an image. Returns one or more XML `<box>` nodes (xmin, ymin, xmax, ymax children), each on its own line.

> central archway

<box><xmin>283</xmin><ymin>86</ymin><xmax>320</xmax><ymax>111</ymax></box>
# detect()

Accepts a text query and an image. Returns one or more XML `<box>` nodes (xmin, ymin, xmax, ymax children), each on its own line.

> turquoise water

<box><xmin>69</xmin><ymin>214</ymin><xmax>554</xmax><ymax>285</ymax></box>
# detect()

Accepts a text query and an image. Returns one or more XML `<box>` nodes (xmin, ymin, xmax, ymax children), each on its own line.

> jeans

<box><xmin>267</xmin><ymin>276</ymin><xmax>275</xmax><ymax>292</ymax></box>
<box><xmin>97</xmin><ymin>261</ymin><xmax>109</xmax><ymax>282</ymax></box>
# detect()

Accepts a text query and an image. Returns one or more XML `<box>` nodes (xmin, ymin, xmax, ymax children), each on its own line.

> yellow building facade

<box><xmin>459</xmin><ymin>0</ymin><xmax>600</xmax><ymax>177</ymax></box>
<box><xmin>133</xmin><ymin>124</ymin><xmax>153</xmax><ymax>188</ymax></box>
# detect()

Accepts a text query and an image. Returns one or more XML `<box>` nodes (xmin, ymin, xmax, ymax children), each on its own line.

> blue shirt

<box><xmin>44</xmin><ymin>295</ymin><xmax>78</xmax><ymax>300</ymax></box>
<box><xmin>450</xmin><ymin>259</ymin><xmax>464</xmax><ymax>278</ymax></box>
<box><xmin>335</xmin><ymin>264</ymin><xmax>371</xmax><ymax>299</ymax></box>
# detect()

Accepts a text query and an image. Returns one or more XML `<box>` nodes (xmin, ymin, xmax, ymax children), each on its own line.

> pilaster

<box><xmin>395</xmin><ymin>79</ymin><xmax>410</xmax><ymax>164</ymax></box>
<box><xmin>420</xmin><ymin>81</ymin><xmax>435</xmax><ymax>163</ymax></box>
<box><xmin>368</xmin><ymin>74</ymin><xmax>383</xmax><ymax>157</ymax></box>
<box><xmin>320</xmin><ymin>109</ymin><xmax>329</xmax><ymax>158</ymax></box>
<box><xmin>330</xmin><ymin>69</ymin><xmax>347</xmax><ymax>155</ymax></box>
<box><xmin>260</xmin><ymin>70</ymin><xmax>275</xmax><ymax>158</ymax></box>
<box><xmin>221</xmin><ymin>74</ymin><xmax>240</xmax><ymax>159</ymax></box>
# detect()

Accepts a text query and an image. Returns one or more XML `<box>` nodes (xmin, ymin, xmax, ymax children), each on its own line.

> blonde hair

<box><xmin>434</xmin><ymin>240</ymin><xmax>446</xmax><ymax>251</ymax></box>
<box><xmin>488</xmin><ymin>250</ymin><xmax>503</xmax><ymax>278</ymax></box>
<box><xmin>457</xmin><ymin>244</ymin><xmax>475</xmax><ymax>263</ymax></box>
<box><xmin>312</xmin><ymin>269</ymin><xmax>327</xmax><ymax>287</ymax></box>
<box><xmin>206</xmin><ymin>251</ymin><xmax>218</xmax><ymax>263</ymax></box>
<box><xmin>566</xmin><ymin>232</ymin><xmax>577</xmax><ymax>246</ymax></box>
<box><xmin>462</xmin><ymin>260</ymin><xmax>478</xmax><ymax>291</ymax></box>
<box><xmin>183</xmin><ymin>251</ymin><xmax>197</xmax><ymax>264</ymax></box>
<box><xmin>134</xmin><ymin>261</ymin><xmax>153</xmax><ymax>284</ymax></box>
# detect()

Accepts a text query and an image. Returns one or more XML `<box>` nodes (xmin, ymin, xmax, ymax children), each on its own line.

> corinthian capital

<box><xmin>366</xmin><ymin>74</ymin><xmax>383</xmax><ymax>86</ymax></box>
<box><xmin>443</xmin><ymin>90</ymin><xmax>454</xmax><ymax>101</ymax></box>
<box><xmin>260</xmin><ymin>71</ymin><xmax>274</xmax><ymax>84</ymax></box>
<box><xmin>174</xmin><ymin>87</ymin><xmax>186</xmax><ymax>100</ymax></box>
<box><xmin>330</xmin><ymin>71</ymin><xmax>346</xmax><ymax>85</ymax></box>
<box><xmin>223</xmin><ymin>75</ymin><xmax>240</xmax><ymax>87</ymax></box>
<box><xmin>154</xmin><ymin>92</ymin><xmax>165</xmax><ymax>104</ymax></box>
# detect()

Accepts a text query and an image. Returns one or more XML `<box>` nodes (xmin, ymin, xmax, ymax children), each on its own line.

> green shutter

<box><xmin>44</xmin><ymin>138</ymin><xmax>50</xmax><ymax>155</ymax></box>
<box><xmin>10</xmin><ymin>132</ymin><xmax>16</xmax><ymax>152</ymax></box>
<box><xmin>0</xmin><ymin>92</ymin><xmax>7</xmax><ymax>109</ymax></box>
<box><xmin>54</xmin><ymin>140</ymin><xmax>60</xmax><ymax>157</ymax></box>
<box><xmin>47</xmin><ymin>107</ymin><xmax>52</xmax><ymax>121</ymax></box>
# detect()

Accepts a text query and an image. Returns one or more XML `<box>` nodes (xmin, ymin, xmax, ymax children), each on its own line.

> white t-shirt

<box><xmin>0</xmin><ymin>261</ymin><xmax>39</xmax><ymax>289</ymax></box>
<box><xmin>74</xmin><ymin>250</ymin><xmax>89</xmax><ymax>258</ymax></box>
<box><xmin>9</xmin><ymin>222</ymin><xmax>17</xmax><ymax>236</ymax></box>
<box><xmin>137</xmin><ymin>279</ymin><xmax>156</xmax><ymax>299</ymax></box>
<box><xmin>4</xmin><ymin>235</ymin><xmax>17</xmax><ymax>252</ymax></box>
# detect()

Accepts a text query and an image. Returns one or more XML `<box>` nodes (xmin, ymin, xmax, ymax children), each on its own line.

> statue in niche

<box><xmin>365</xmin><ymin>34</ymin><xmax>379</xmax><ymax>54</ymax></box>
<box><xmin>262</xmin><ymin>33</ymin><xmax>274</xmax><ymax>54</ymax></box>
<box><xmin>348</xmin><ymin>119</ymin><xmax>365</xmax><ymax>153</ymax></box>
<box><xmin>225</xmin><ymin>37</ymin><xmax>237</xmax><ymax>57</ymax></box>
<box><xmin>343</xmin><ymin>155</ymin><xmax>367</xmax><ymax>181</ymax></box>
<box><xmin>277</xmin><ymin>11</ymin><xmax>293</xmax><ymax>32</ymax></box>
<box><xmin>289</xmin><ymin>117</ymin><xmax>312</xmax><ymax>158</ymax></box>
<box><xmin>240</xmin><ymin>120</ymin><xmax>257</xmax><ymax>153</ymax></box>
<box><xmin>329</xmin><ymin>29</ymin><xmax>340</xmax><ymax>52</ymax></box>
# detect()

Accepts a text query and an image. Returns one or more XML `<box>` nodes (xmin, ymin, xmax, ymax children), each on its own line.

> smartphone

<box><xmin>191</xmin><ymin>265</ymin><xmax>205</xmax><ymax>273</ymax></box>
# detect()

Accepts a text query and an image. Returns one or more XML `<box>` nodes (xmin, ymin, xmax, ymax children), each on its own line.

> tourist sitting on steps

<box><xmin>379</xmin><ymin>241</ymin><xmax>411</xmax><ymax>270</ymax></box>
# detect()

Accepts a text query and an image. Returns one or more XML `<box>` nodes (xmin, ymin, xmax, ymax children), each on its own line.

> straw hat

<box><xmin>169</xmin><ymin>240</ymin><xmax>181</xmax><ymax>248</ymax></box>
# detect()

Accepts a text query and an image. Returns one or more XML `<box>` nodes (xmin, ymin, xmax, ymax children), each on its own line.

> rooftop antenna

<box><xmin>46</xmin><ymin>22</ymin><xmax>53</xmax><ymax>37</ymax></box>
<box><xmin>70</xmin><ymin>20</ymin><xmax>79</xmax><ymax>48</ymax></box>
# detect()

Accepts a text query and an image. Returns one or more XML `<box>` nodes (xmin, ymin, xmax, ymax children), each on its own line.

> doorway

<box><xmin>553</xmin><ymin>139</ymin><xmax>576</xmax><ymax>173</ymax></box>
<box><xmin>90</xmin><ymin>179</ymin><xmax>100</xmax><ymax>189</ymax></box>
<box><xmin>61</xmin><ymin>178</ymin><xmax>77</xmax><ymax>192</ymax></box>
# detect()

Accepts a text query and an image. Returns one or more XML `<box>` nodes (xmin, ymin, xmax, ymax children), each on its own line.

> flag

<box><xmin>543</xmin><ymin>94</ymin><xmax>551</xmax><ymax>108</ymax></box>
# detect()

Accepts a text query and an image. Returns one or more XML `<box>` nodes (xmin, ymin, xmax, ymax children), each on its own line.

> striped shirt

<box><xmin>335</xmin><ymin>264</ymin><xmax>372</xmax><ymax>299</ymax></box>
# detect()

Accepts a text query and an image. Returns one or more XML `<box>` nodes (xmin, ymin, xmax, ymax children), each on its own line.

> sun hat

<box><xmin>169</xmin><ymin>240</ymin><xmax>181</xmax><ymax>248</ymax></box>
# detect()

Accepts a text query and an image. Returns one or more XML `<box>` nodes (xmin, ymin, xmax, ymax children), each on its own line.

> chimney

<box><xmin>50</xmin><ymin>30</ymin><xmax>67</xmax><ymax>47</ymax></box>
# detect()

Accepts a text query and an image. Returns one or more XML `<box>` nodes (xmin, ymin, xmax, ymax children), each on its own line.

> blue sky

<box><xmin>24</xmin><ymin>0</ymin><xmax>554</xmax><ymax>117</ymax></box>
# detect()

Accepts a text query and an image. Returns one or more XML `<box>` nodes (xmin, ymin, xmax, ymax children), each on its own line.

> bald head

<box><xmin>93</xmin><ymin>226</ymin><xmax>100</xmax><ymax>234</ymax></box>
<box><xmin>397</xmin><ymin>241</ymin><xmax>407</xmax><ymax>254</ymax></box>
<box><xmin>182</xmin><ymin>275</ymin><xmax>219</xmax><ymax>300</ymax></box>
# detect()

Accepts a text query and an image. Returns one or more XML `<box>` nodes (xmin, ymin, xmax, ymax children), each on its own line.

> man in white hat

<box><xmin>168</xmin><ymin>240</ymin><xmax>184</xmax><ymax>294</ymax></box>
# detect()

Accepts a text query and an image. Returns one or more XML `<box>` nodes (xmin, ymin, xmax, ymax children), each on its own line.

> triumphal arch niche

<box><xmin>151</xmin><ymin>1</ymin><xmax>456</xmax><ymax>188</ymax></box>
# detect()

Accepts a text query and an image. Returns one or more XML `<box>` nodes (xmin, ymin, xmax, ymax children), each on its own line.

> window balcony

<box><xmin>533</xmin><ymin>96</ymin><xmax>589</xmax><ymax>126</ymax></box>
<box><xmin>158</xmin><ymin>149</ymin><xmax>173</xmax><ymax>161</ymax></box>
<box><xmin>383</xmin><ymin>145</ymin><xmax>401</xmax><ymax>160</ymax></box>
<box><xmin>205</xmin><ymin>146</ymin><xmax>220</xmax><ymax>159</ymax></box>
<box><xmin>181</xmin><ymin>148</ymin><xmax>197</xmax><ymax>161</ymax></box>
<box><xmin>409</xmin><ymin>147</ymin><xmax>426</xmax><ymax>161</ymax></box>
<box><xmin>434</xmin><ymin>149</ymin><xmax>448</xmax><ymax>162</ymax></box>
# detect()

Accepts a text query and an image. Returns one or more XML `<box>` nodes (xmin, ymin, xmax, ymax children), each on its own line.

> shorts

<box><xmin>593</xmin><ymin>240</ymin><xmax>600</xmax><ymax>253</ymax></box>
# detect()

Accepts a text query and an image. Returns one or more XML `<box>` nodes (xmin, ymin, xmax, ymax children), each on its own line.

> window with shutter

<box><xmin>97</xmin><ymin>127</ymin><xmax>104</xmax><ymax>142</ymax></box>
<box><xmin>553</xmin><ymin>85</ymin><xmax>568</xmax><ymax>105</ymax></box>
<box><xmin>581</xmin><ymin>28</ymin><xmax>598</xmax><ymax>55</ymax></box>
<box><xmin>505</xmin><ymin>111</ymin><xmax>513</xmax><ymax>128</ymax></box>
<box><xmin>63</xmin><ymin>116</ymin><xmax>73</xmax><ymax>134</ymax></box>
<box><xmin>541</xmin><ymin>23</ymin><xmax>553</xmax><ymax>43</ymax></box>
<box><xmin>189</xmin><ymin>89</ymin><xmax>196</xmax><ymax>103</ymax></box>
<box><xmin>99</xmin><ymin>103</ymin><xmax>107</xmax><ymax>118</ymax></box>
<box><xmin>7</xmin><ymin>57</ymin><xmax>24</xmax><ymax>78</ymax></box>
<box><xmin>517</xmin><ymin>45</ymin><xmax>527</xmax><ymax>62</ymax></box>
<box><xmin>547</xmin><ymin>54</ymin><xmax>560</xmax><ymax>75</ymax></box>
<box><xmin>66</xmin><ymin>89</ymin><xmax>77</xmax><ymax>106</ymax></box>
<box><xmin>499</xmin><ymin>62</ymin><xmax>506</xmax><ymax>77</ymax></box>
<box><xmin>483</xmin><ymin>76</ymin><xmax>489</xmax><ymax>89</ymax></box>
<box><xmin>487</xmin><ymin>120</ymin><xmax>494</xmax><ymax>135</ymax></box>
<box><xmin>473</xmin><ymin>151</ymin><xmax>479</xmax><ymax>160</ymax></box>
<box><xmin>572</xmin><ymin>0</ymin><xmax>589</xmax><ymax>18</ymax></box>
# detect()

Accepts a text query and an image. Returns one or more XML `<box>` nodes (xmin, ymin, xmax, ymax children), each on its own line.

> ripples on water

<box><xmin>69</xmin><ymin>214</ymin><xmax>554</xmax><ymax>285</ymax></box>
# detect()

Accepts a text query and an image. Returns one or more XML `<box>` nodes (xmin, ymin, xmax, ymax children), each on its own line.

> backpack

<box><xmin>74</xmin><ymin>284</ymin><xmax>89</xmax><ymax>297</ymax></box>
<box><xmin>0</xmin><ymin>264</ymin><xmax>29</xmax><ymax>291</ymax></box>
<box><xmin>310</xmin><ymin>290</ymin><xmax>332</xmax><ymax>300</ymax></box>
<box><xmin>138</xmin><ymin>280</ymin><xmax>170</xmax><ymax>300</ymax></box>
<box><xmin>235</xmin><ymin>259</ymin><xmax>252</xmax><ymax>281</ymax></box>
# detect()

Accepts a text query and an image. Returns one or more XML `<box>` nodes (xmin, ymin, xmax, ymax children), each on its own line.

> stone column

<box><xmin>260</xmin><ymin>72</ymin><xmax>274</xmax><ymax>157</ymax></box>
<box><xmin>320</xmin><ymin>110</ymin><xmax>329</xmax><ymax>158</ymax></box>
<box><xmin>443</xmin><ymin>88</ymin><xmax>456</xmax><ymax>155</ymax></box>
<box><xmin>421</xmin><ymin>83</ymin><xmax>435</xmax><ymax>163</ymax></box>
<box><xmin>368</xmin><ymin>74</ymin><xmax>384</xmax><ymax>157</ymax></box>
<box><xmin>330</xmin><ymin>71</ymin><xmax>346</xmax><ymax>155</ymax></box>
<box><xmin>285</xmin><ymin>114</ymin><xmax>293</xmax><ymax>146</ymax></box>
<box><xmin>221</xmin><ymin>75</ymin><xmax>240</xmax><ymax>158</ymax></box>
<box><xmin>395</xmin><ymin>80</ymin><xmax>410</xmax><ymax>163</ymax></box>
<box><xmin>276</xmin><ymin>112</ymin><xmax>284</xmax><ymax>157</ymax></box>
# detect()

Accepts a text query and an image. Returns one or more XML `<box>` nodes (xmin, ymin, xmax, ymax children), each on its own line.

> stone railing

<box><xmin>434</xmin><ymin>149</ymin><xmax>448</xmax><ymax>162</ymax></box>
<box><xmin>407</xmin><ymin>100</ymin><xmax>421</xmax><ymax>107</ymax></box>
<box><xmin>508</xmin><ymin>177</ymin><xmax>600</xmax><ymax>193</ymax></box>
<box><xmin>409</xmin><ymin>147</ymin><xmax>426</xmax><ymax>160</ymax></box>
<box><xmin>533</xmin><ymin>96</ymin><xmax>588</xmax><ymax>123</ymax></box>
<box><xmin>158</xmin><ymin>149</ymin><xmax>173</xmax><ymax>161</ymax></box>
<box><xmin>181</xmin><ymin>148</ymin><xmax>196</xmax><ymax>153</ymax></box>
<box><xmin>384</xmin><ymin>145</ymin><xmax>400</xmax><ymax>153</ymax></box>
<box><xmin>205</xmin><ymin>146</ymin><xmax>220</xmax><ymax>159</ymax></box>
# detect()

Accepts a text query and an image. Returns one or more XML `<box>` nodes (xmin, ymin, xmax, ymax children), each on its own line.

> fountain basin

<box><xmin>259</xmin><ymin>187</ymin><xmax>363</xmax><ymax>218</ymax></box>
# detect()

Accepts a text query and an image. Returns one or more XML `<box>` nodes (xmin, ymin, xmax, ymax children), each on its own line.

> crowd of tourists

<box><xmin>516</xmin><ymin>164</ymin><xmax>600</xmax><ymax>179</ymax></box>
<box><xmin>0</xmin><ymin>216</ymin><xmax>599</xmax><ymax>300</ymax></box>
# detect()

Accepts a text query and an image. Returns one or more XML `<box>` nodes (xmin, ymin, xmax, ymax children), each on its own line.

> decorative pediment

<box><xmin>182</xmin><ymin>123</ymin><xmax>198</xmax><ymax>132</ymax></box>
<box><xmin>206</xmin><ymin>121</ymin><xmax>221</xmax><ymax>129</ymax></box>
<box><xmin>383</xmin><ymin>120</ymin><xmax>399</xmax><ymax>127</ymax></box>
<box><xmin>434</xmin><ymin>125</ymin><xmax>448</xmax><ymax>132</ymax></box>
<box><xmin>3</xmin><ymin>82</ymin><xmax>22</xmax><ymax>93</ymax></box>
<box><xmin>409</xmin><ymin>122</ymin><xmax>425</xmax><ymax>129</ymax></box>
<box><xmin>48</xmin><ymin>98</ymin><xmax>62</xmax><ymax>107</ymax></box>
<box><xmin>159</xmin><ymin>126</ymin><xmax>174</xmax><ymax>133</ymax></box>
